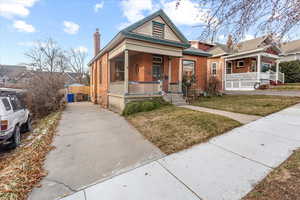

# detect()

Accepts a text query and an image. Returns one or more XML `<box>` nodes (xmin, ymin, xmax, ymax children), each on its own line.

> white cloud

<box><xmin>0</xmin><ymin>0</ymin><xmax>39</xmax><ymax>19</ymax></box>
<box><xmin>13</xmin><ymin>20</ymin><xmax>36</xmax><ymax>32</ymax></box>
<box><xmin>63</xmin><ymin>21</ymin><xmax>80</xmax><ymax>34</ymax></box>
<box><xmin>120</xmin><ymin>0</ymin><xmax>153</xmax><ymax>24</ymax></box>
<box><xmin>74</xmin><ymin>46</ymin><xmax>88</xmax><ymax>53</ymax></box>
<box><xmin>161</xmin><ymin>0</ymin><xmax>211</xmax><ymax>26</ymax></box>
<box><xmin>94</xmin><ymin>2</ymin><xmax>104</xmax><ymax>12</ymax></box>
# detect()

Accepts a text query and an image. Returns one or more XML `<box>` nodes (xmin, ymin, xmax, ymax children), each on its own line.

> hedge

<box><xmin>122</xmin><ymin>97</ymin><xmax>170</xmax><ymax>116</ymax></box>
<box><xmin>280</xmin><ymin>60</ymin><xmax>300</xmax><ymax>83</ymax></box>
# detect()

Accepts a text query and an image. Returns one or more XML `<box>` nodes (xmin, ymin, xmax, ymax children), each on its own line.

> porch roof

<box><xmin>183</xmin><ymin>47</ymin><xmax>212</xmax><ymax>57</ymax></box>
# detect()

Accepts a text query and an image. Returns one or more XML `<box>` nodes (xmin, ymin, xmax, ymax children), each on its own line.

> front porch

<box><xmin>108</xmin><ymin>49</ymin><xmax>183</xmax><ymax>112</ymax></box>
<box><xmin>224</xmin><ymin>53</ymin><xmax>285</xmax><ymax>91</ymax></box>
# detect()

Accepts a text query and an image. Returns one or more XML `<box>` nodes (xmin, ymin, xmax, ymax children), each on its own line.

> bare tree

<box><xmin>25</xmin><ymin>39</ymin><xmax>64</xmax><ymax>73</ymax></box>
<box><xmin>177</xmin><ymin>0</ymin><xmax>300</xmax><ymax>42</ymax></box>
<box><xmin>68</xmin><ymin>48</ymin><xmax>87</xmax><ymax>84</ymax></box>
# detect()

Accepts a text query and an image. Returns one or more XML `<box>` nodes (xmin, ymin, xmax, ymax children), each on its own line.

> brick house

<box><xmin>207</xmin><ymin>36</ymin><xmax>284</xmax><ymax>90</ymax></box>
<box><xmin>89</xmin><ymin>9</ymin><xmax>211</xmax><ymax>112</ymax></box>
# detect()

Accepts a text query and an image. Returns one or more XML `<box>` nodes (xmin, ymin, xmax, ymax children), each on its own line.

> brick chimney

<box><xmin>93</xmin><ymin>28</ymin><xmax>100</xmax><ymax>56</ymax></box>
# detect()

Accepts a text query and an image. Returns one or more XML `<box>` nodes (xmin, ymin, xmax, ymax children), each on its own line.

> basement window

<box><xmin>152</xmin><ymin>21</ymin><xmax>165</xmax><ymax>39</ymax></box>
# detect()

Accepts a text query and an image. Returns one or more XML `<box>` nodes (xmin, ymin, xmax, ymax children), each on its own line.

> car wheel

<box><xmin>9</xmin><ymin>126</ymin><xmax>21</xmax><ymax>149</ymax></box>
<box><xmin>22</xmin><ymin>117</ymin><xmax>33</xmax><ymax>133</ymax></box>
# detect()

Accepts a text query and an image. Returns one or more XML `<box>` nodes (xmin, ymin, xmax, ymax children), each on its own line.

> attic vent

<box><xmin>152</xmin><ymin>21</ymin><xmax>164</xmax><ymax>39</ymax></box>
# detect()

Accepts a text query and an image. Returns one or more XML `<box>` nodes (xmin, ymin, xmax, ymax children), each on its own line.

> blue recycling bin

<box><xmin>67</xmin><ymin>93</ymin><xmax>74</xmax><ymax>103</ymax></box>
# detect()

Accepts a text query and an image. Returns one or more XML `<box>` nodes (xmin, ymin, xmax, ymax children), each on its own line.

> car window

<box><xmin>2</xmin><ymin>98</ymin><xmax>11</xmax><ymax>111</ymax></box>
<box><xmin>10</xmin><ymin>96</ymin><xmax>23</xmax><ymax>111</ymax></box>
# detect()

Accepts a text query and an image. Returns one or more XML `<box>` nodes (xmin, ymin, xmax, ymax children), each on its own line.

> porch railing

<box><xmin>110</xmin><ymin>81</ymin><xmax>125</xmax><ymax>95</ymax></box>
<box><xmin>278</xmin><ymin>72</ymin><xmax>285</xmax><ymax>83</ymax></box>
<box><xmin>168</xmin><ymin>83</ymin><xmax>180</xmax><ymax>93</ymax></box>
<box><xmin>128</xmin><ymin>81</ymin><xmax>162</xmax><ymax>95</ymax></box>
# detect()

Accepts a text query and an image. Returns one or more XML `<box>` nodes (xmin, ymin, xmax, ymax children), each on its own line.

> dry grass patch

<box><xmin>126</xmin><ymin>106</ymin><xmax>241</xmax><ymax>154</ymax></box>
<box><xmin>193</xmin><ymin>95</ymin><xmax>300</xmax><ymax>116</ymax></box>
<box><xmin>269</xmin><ymin>83</ymin><xmax>300</xmax><ymax>91</ymax></box>
<box><xmin>243</xmin><ymin>148</ymin><xmax>300</xmax><ymax>200</ymax></box>
<box><xmin>0</xmin><ymin>111</ymin><xmax>62</xmax><ymax>200</ymax></box>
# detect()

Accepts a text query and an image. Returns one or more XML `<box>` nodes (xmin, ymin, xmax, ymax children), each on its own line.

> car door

<box><xmin>10</xmin><ymin>96</ymin><xmax>26</xmax><ymax>125</ymax></box>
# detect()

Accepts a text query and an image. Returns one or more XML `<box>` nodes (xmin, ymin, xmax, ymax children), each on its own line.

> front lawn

<box><xmin>126</xmin><ymin>106</ymin><xmax>241</xmax><ymax>154</ymax></box>
<box><xmin>243</xmin><ymin>148</ymin><xmax>300</xmax><ymax>200</ymax></box>
<box><xmin>192</xmin><ymin>95</ymin><xmax>300</xmax><ymax>116</ymax></box>
<box><xmin>270</xmin><ymin>83</ymin><xmax>300</xmax><ymax>91</ymax></box>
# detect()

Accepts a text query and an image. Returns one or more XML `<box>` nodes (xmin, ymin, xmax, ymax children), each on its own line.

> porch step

<box><xmin>163</xmin><ymin>93</ymin><xmax>187</xmax><ymax>106</ymax></box>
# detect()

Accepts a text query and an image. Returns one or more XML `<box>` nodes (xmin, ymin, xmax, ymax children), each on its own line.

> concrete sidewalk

<box><xmin>60</xmin><ymin>103</ymin><xmax>300</xmax><ymax>200</ymax></box>
<box><xmin>180</xmin><ymin>105</ymin><xmax>261</xmax><ymax>124</ymax></box>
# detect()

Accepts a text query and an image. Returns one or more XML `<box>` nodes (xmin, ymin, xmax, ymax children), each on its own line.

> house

<box><xmin>89</xmin><ymin>9</ymin><xmax>211</xmax><ymax>112</ymax></box>
<box><xmin>280</xmin><ymin>39</ymin><xmax>300</xmax><ymax>62</ymax></box>
<box><xmin>0</xmin><ymin>65</ymin><xmax>28</xmax><ymax>88</ymax></box>
<box><xmin>206</xmin><ymin>35</ymin><xmax>284</xmax><ymax>90</ymax></box>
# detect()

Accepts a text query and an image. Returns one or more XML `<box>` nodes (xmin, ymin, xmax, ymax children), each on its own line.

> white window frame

<box><xmin>211</xmin><ymin>62</ymin><xmax>217</xmax><ymax>76</ymax></box>
<box><xmin>237</xmin><ymin>60</ymin><xmax>245</xmax><ymax>68</ymax></box>
<box><xmin>226</xmin><ymin>61</ymin><xmax>232</xmax><ymax>74</ymax></box>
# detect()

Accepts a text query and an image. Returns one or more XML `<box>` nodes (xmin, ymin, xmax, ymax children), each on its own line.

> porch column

<box><xmin>124</xmin><ymin>50</ymin><xmax>129</xmax><ymax>94</ymax></box>
<box><xmin>168</xmin><ymin>57</ymin><xmax>172</xmax><ymax>86</ymax></box>
<box><xmin>224</xmin><ymin>59</ymin><xmax>227</xmax><ymax>90</ymax></box>
<box><xmin>257</xmin><ymin>54</ymin><xmax>261</xmax><ymax>81</ymax></box>
<box><xmin>275</xmin><ymin>60</ymin><xmax>280</xmax><ymax>84</ymax></box>
<box><xmin>178</xmin><ymin>57</ymin><xmax>183</xmax><ymax>93</ymax></box>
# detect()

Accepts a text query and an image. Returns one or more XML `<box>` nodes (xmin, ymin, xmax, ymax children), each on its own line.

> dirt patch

<box><xmin>127</xmin><ymin>106</ymin><xmax>241</xmax><ymax>154</ymax></box>
<box><xmin>0</xmin><ymin>112</ymin><xmax>62</xmax><ymax>200</ymax></box>
<box><xmin>243</xmin><ymin>149</ymin><xmax>300</xmax><ymax>200</ymax></box>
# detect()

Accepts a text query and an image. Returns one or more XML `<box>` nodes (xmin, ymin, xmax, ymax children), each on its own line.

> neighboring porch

<box><xmin>224</xmin><ymin>53</ymin><xmax>285</xmax><ymax>91</ymax></box>
<box><xmin>108</xmin><ymin>49</ymin><xmax>183</xmax><ymax>111</ymax></box>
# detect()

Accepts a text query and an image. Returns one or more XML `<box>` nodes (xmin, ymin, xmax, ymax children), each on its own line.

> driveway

<box><xmin>225</xmin><ymin>90</ymin><xmax>300</xmax><ymax>97</ymax></box>
<box><xmin>29</xmin><ymin>102</ymin><xmax>163</xmax><ymax>200</ymax></box>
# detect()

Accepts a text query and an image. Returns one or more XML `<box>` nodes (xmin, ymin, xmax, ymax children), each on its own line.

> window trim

<box><xmin>211</xmin><ymin>62</ymin><xmax>217</xmax><ymax>76</ymax></box>
<box><xmin>237</xmin><ymin>60</ymin><xmax>245</xmax><ymax>68</ymax></box>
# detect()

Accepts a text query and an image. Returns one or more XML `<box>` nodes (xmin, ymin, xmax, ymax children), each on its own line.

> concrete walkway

<box><xmin>225</xmin><ymin>90</ymin><xmax>300</xmax><ymax>97</ymax></box>
<box><xmin>60</xmin><ymin>104</ymin><xmax>300</xmax><ymax>200</ymax></box>
<box><xmin>29</xmin><ymin>102</ymin><xmax>163</xmax><ymax>200</ymax></box>
<box><xmin>180</xmin><ymin>105</ymin><xmax>261</xmax><ymax>124</ymax></box>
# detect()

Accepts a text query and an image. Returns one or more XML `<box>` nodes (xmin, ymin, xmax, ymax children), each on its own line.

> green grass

<box><xmin>192</xmin><ymin>95</ymin><xmax>300</xmax><ymax>116</ymax></box>
<box><xmin>126</xmin><ymin>106</ymin><xmax>241</xmax><ymax>154</ymax></box>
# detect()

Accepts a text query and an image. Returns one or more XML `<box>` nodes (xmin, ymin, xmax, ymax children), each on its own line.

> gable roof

<box><xmin>208</xmin><ymin>35</ymin><xmax>281</xmax><ymax>57</ymax></box>
<box><xmin>88</xmin><ymin>9</ymin><xmax>190</xmax><ymax>65</ymax></box>
<box><xmin>281</xmin><ymin>39</ymin><xmax>300</xmax><ymax>55</ymax></box>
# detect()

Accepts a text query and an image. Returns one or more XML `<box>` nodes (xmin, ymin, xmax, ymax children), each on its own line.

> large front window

<box><xmin>183</xmin><ymin>60</ymin><xmax>195</xmax><ymax>77</ymax></box>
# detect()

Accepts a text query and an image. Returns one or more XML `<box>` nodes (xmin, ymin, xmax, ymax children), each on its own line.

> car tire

<box><xmin>22</xmin><ymin>117</ymin><xmax>33</xmax><ymax>133</ymax></box>
<box><xmin>9</xmin><ymin>126</ymin><xmax>21</xmax><ymax>149</ymax></box>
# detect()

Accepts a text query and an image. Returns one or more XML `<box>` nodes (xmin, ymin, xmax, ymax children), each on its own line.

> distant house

<box><xmin>0</xmin><ymin>65</ymin><xmax>29</xmax><ymax>87</ymax></box>
<box><xmin>280</xmin><ymin>39</ymin><xmax>300</xmax><ymax>62</ymax></box>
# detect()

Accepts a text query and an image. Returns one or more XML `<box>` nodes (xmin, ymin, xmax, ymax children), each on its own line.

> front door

<box><xmin>152</xmin><ymin>55</ymin><xmax>166</xmax><ymax>92</ymax></box>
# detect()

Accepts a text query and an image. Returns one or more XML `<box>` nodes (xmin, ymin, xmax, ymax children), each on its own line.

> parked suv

<box><xmin>0</xmin><ymin>92</ymin><xmax>32</xmax><ymax>148</ymax></box>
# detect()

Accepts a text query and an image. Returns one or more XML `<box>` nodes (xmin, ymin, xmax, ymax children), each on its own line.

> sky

<box><xmin>0</xmin><ymin>0</ymin><xmax>299</xmax><ymax>66</ymax></box>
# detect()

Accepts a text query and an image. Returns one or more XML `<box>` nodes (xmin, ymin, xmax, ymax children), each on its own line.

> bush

<box><xmin>122</xmin><ymin>98</ymin><xmax>169</xmax><ymax>116</ymax></box>
<box><xmin>280</xmin><ymin>60</ymin><xmax>300</xmax><ymax>83</ymax></box>
<box><xmin>205</xmin><ymin>76</ymin><xmax>221</xmax><ymax>96</ymax></box>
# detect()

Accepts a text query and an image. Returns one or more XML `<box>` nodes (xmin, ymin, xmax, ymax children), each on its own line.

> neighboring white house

<box><xmin>280</xmin><ymin>39</ymin><xmax>300</xmax><ymax>62</ymax></box>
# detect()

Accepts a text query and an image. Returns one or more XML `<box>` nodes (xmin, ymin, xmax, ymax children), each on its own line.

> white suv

<box><xmin>0</xmin><ymin>93</ymin><xmax>32</xmax><ymax>148</ymax></box>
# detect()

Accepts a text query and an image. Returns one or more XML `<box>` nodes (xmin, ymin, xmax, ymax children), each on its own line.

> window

<box><xmin>250</xmin><ymin>60</ymin><xmax>257</xmax><ymax>72</ymax></box>
<box><xmin>99</xmin><ymin>61</ymin><xmax>102</xmax><ymax>84</ymax></box>
<box><xmin>211</xmin><ymin>62</ymin><xmax>217</xmax><ymax>76</ymax></box>
<box><xmin>183</xmin><ymin>60</ymin><xmax>195</xmax><ymax>77</ymax></box>
<box><xmin>115</xmin><ymin>61</ymin><xmax>124</xmax><ymax>81</ymax></box>
<box><xmin>226</xmin><ymin>62</ymin><xmax>232</xmax><ymax>74</ymax></box>
<box><xmin>237</xmin><ymin>60</ymin><xmax>245</xmax><ymax>68</ymax></box>
<box><xmin>152</xmin><ymin>21</ymin><xmax>164</xmax><ymax>39</ymax></box>
<box><xmin>262</xmin><ymin>63</ymin><xmax>271</xmax><ymax>72</ymax></box>
<box><xmin>10</xmin><ymin>96</ymin><xmax>22</xmax><ymax>111</ymax></box>
<box><xmin>2</xmin><ymin>98</ymin><xmax>11</xmax><ymax>111</ymax></box>
<box><xmin>152</xmin><ymin>55</ymin><xmax>163</xmax><ymax>80</ymax></box>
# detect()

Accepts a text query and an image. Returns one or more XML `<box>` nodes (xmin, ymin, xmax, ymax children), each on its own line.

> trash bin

<box><xmin>67</xmin><ymin>93</ymin><xmax>74</xmax><ymax>103</ymax></box>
